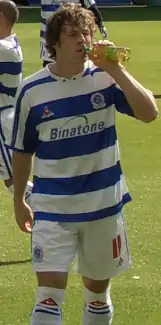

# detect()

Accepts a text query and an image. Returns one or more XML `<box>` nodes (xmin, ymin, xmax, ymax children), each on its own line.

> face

<box><xmin>55</xmin><ymin>24</ymin><xmax>93</xmax><ymax>64</ymax></box>
<box><xmin>0</xmin><ymin>12</ymin><xmax>4</xmax><ymax>28</ymax></box>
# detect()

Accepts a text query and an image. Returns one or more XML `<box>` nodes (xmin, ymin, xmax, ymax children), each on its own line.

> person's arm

<box><xmin>88</xmin><ymin>42</ymin><xmax>158</xmax><ymax>122</ymax></box>
<box><xmin>110</xmin><ymin>64</ymin><xmax>158</xmax><ymax>122</ymax></box>
<box><xmin>11</xmin><ymin>89</ymin><xmax>34</xmax><ymax>203</ymax></box>
<box><xmin>9</xmin><ymin>86</ymin><xmax>39</xmax><ymax>232</ymax></box>
<box><xmin>12</xmin><ymin>152</ymin><xmax>32</xmax><ymax>205</ymax></box>
<box><xmin>80</xmin><ymin>0</ymin><xmax>107</xmax><ymax>39</ymax></box>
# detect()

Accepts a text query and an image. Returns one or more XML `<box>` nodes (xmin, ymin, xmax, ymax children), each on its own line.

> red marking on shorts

<box><xmin>113</xmin><ymin>235</ymin><xmax>121</xmax><ymax>258</ymax></box>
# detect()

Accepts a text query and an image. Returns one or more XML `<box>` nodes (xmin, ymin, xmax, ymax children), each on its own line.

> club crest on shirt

<box><xmin>91</xmin><ymin>92</ymin><xmax>106</xmax><ymax>109</ymax></box>
<box><xmin>41</xmin><ymin>106</ymin><xmax>54</xmax><ymax>119</ymax></box>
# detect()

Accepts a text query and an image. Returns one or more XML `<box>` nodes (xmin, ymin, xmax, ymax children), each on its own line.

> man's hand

<box><xmin>88</xmin><ymin>40</ymin><xmax>122</xmax><ymax>77</ymax></box>
<box><xmin>14</xmin><ymin>201</ymin><xmax>33</xmax><ymax>233</ymax></box>
<box><xmin>99</xmin><ymin>25</ymin><xmax>108</xmax><ymax>39</ymax></box>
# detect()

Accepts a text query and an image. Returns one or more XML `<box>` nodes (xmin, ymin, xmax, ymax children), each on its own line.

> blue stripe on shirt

<box><xmin>0</xmin><ymin>81</ymin><xmax>17</xmax><ymax>97</ymax></box>
<box><xmin>33</xmin><ymin>162</ymin><xmax>122</xmax><ymax>195</ymax></box>
<box><xmin>33</xmin><ymin>193</ymin><xmax>132</xmax><ymax>222</ymax></box>
<box><xmin>0</xmin><ymin>61</ymin><xmax>22</xmax><ymax>75</ymax></box>
<box><xmin>114</xmin><ymin>86</ymin><xmax>134</xmax><ymax>117</ymax></box>
<box><xmin>0</xmin><ymin>105</ymin><xmax>13</xmax><ymax>112</ymax></box>
<box><xmin>35</xmin><ymin>126</ymin><xmax>116</xmax><ymax>160</ymax></box>
<box><xmin>41</xmin><ymin>4</ymin><xmax>59</xmax><ymax>11</ymax></box>
<box><xmin>29</xmin><ymin>84</ymin><xmax>133</xmax><ymax>121</ymax></box>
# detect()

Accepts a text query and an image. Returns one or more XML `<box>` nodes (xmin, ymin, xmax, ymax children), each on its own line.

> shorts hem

<box><xmin>78</xmin><ymin>262</ymin><xmax>132</xmax><ymax>280</ymax></box>
<box><xmin>32</xmin><ymin>266</ymin><xmax>70</xmax><ymax>273</ymax></box>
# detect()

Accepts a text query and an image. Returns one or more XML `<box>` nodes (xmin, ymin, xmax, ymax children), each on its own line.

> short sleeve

<box><xmin>113</xmin><ymin>83</ymin><xmax>134</xmax><ymax>117</ymax></box>
<box><xmin>0</xmin><ymin>41</ymin><xmax>22</xmax><ymax>75</ymax></box>
<box><xmin>9</xmin><ymin>86</ymin><xmax>39</xmax><ymax>154</ymax></box>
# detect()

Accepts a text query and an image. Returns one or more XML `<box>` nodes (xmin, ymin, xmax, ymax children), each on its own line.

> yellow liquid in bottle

<box><xmin>105</xmin><ymin>46</ymin><xmax>130</xmax><ymax>63</ymax></box>
<box><xmin>84</xmin><ymin>45</ymin><xmax>130</xmax><ymax>63</ymax></box>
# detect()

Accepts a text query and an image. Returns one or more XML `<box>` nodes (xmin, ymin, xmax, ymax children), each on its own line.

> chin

<box><xmin>73</xmin><ymin>57</ymin><xmax>86</xmax><ymax>64</ymax></box>
<box><xmin>84</xmin><ymin>56</ymin><xmax>88</xmax><ymax>62</ymax></box>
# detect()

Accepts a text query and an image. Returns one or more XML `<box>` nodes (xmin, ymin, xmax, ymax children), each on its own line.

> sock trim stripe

<box><xmin>87</xmin><ymin>309</ymin><xmax>111</xmax><ymax>315</ymax></box>
<box><xmin>37</xmin><ymin>303</ymin><xmax>59</xmax><ymax>310</ymax></box>
<box><xmin>88</xmin><ymin>305</ymin><xmax>110</xmax><ymax>311</ymax></box>
<box><xmin>37</xmin><ymin>304</ymin><xmax>60</xmax><ymax>312</ymax></box>
<box><xmin>35</xmin><ymin>308</ymin><xmax>61</xmax><ymax>316</ymax></box>
<box><xmin>87</xmin><ymin>303</ymin><xmax>114</xmax><ymax>315</ymax></box>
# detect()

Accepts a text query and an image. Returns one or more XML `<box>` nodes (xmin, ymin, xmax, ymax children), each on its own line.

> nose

<box><xmin>78</xmin><ymin>32</ymin><xmax>86</xmax><ymax>43</ymax></box>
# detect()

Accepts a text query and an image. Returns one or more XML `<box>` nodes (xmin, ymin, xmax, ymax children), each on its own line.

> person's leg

<box><xmin>82</xmin><ymin>280</ymin><xmax>113</xmax><ymax>325</ymax></box>
<box><xmin>31</xmin><ymin>221</ymin><xmax>78</xmax><ymax>325</ymax></box>
<box><xmin>78</xmin><ymin>213</ymin><xmax>131</xmax><ymax>325</ymax></box>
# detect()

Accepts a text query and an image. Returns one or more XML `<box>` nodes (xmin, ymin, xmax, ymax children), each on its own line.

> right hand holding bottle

<box><xmin>87</xmin><ymin>40</ymin><xmax>120</xmax><ymax>73</ymax></box>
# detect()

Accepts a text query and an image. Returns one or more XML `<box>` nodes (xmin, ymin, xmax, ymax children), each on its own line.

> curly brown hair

<box><xmin>46</xmin><ymin>3</ymin><xmax>97</xmax><ymax>59</ymax></box>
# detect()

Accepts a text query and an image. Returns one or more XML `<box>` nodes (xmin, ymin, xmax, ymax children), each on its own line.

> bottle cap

<box><xmin>84</xmin><ymin>46</ymin><xmax>92</xmax><ymax>54</ymax></box>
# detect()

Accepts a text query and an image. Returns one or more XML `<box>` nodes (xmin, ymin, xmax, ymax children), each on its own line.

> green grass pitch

<box><xmin>0</xmin><ymin>6</ymin><xmax>161</xmax><ymax>325</ymax></box>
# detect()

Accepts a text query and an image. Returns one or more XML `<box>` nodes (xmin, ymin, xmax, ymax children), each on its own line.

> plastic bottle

<box><xmin>84</xmin><ymin>45</ymin><xmax>130</xmax><ymax>63</ymax></box>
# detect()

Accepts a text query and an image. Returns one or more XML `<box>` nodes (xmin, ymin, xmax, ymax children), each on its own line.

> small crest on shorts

<box><xmin>33</xmin><ymin>245</ymin><xmax>43</xmax><ymax>262</ymax></box>
<box><xmin>91</xmin><ymin>92</ymin><xmax>106</xmax><ymax>110</ymax></box>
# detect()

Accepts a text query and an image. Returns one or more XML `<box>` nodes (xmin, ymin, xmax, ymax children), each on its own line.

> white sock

<box><xmin>31</xmin><ymin>286</ymin><xmax>65</xmax><ymax>325</ymax></box>
<box><xmin>82</xmin><ymin>286</ymin><xmax>114</xmax><ymax>325</ymax></box>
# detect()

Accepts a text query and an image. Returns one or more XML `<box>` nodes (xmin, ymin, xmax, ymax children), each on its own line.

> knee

<box><xmin>36</xmin><ymin>272</ymin><xmax>68</xmax><ymax>289</ymax></box>
<box><xmin>83</xmin><ymin>277</ymin><xmax>110</xmax><ymax>293</ymax></box>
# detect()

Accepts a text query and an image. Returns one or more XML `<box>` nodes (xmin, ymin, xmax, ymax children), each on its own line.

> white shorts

<box><xmin>32</xmin><ymin>213</ymin><xmax>131</xmax><ymax>280</ymax></box>
<box><xmin>0</xmin><ymin>109</ymin><xmax>13</xmax><ymax>180</ymax></box>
